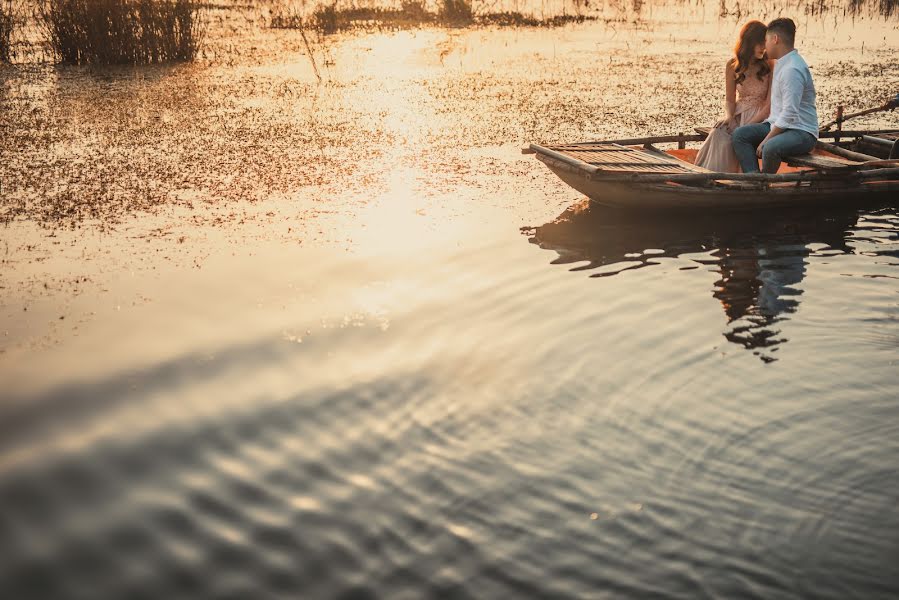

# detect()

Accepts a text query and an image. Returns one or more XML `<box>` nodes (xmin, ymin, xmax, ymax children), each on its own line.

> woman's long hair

<box><xmin>732</xmin><ymin>20</ymin><xmax>771</xmax><ymax>84</ymax></box>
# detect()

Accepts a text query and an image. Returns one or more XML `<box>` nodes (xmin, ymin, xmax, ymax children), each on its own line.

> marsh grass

<box><xmin>271</xmin><ymin>0</ymin><xmax>598</xmax><ymax>33</ymax></box>
<box><xmin>39</xmin><ymin>0</ymin><xmax>204</xmax><ymax>64</ymax></box>
<box><xmin>272</xmin><ymin>0</ymin><xmax>435</xmax><ymax>32</ymax></box>
<box><xmin>438</xmin><ymin>0</ymin><xmax>473</xmax><ymax>23</ymax></box>
<box><xmin>786</xmin><ymin>0</ymin><xmax>898</xmax><ymax>16</ymax></box>
<box><xmin>873</xmin><ymin>0</ymin><xmax>897</xmax><ymax>16</ymax></box>
<box><xmin>0</xmin><ymin>0</ymin><xmax>15</xmax><ymax>61</ymax></box>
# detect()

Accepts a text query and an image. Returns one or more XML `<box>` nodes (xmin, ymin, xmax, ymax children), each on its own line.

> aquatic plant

<box><xmin>312</xmin><ymin>1</ymin><xmax>339</xmax><ymax>33</ymax></box>
<box><xmin>438</xmin><ymin>0</ymin><xmax>473</xmax><ymax>24</ymax></box>
<box><xmin>272</xmin><ymin>0</ymin><xmax>436</xmax><ymax>33</ymax></box>
<box><xmin>39</xmin><ymin>0</ymin><xmax>204</xmax><ymax>64</ymax></box>
<box><xmin>877</xmin><ymin>0</ymin><xmax>898</xmax><ymax>15</ymax></box>
<box><xmin>0</xmin><ymin>0</ymin><xmax>14</xmax><ymax>62</ymax></box>
<box><xmin>805</xmin><ymin>0</ymin><xmax>897</xmax><ymax>16</ymax></box>
<box><xmin>270</xmin><ymin>0</ymin><xmax>597</xmax><ymax>34</ymax></box>
<box><xmin>478</xmin><ymin>11</ymin><xmax>592</xmax><ymax>25</ymax></box>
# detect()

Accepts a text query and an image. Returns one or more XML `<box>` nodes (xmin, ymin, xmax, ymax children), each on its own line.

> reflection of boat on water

<box><xmin>529</xmin><ymin>201</ymin><xmax>863</xmax><ymax>361</ymax></box>
<box><xmin>524</xmin><ymin>129</ymin><xmax>899</xmax><ymax>210</ymax></box>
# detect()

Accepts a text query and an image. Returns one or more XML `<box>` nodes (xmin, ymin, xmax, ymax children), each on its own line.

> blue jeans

<box><xmin>732</xmin><ymin>123</ymin><xmax>817</xmax><ymax>174</ymax></box>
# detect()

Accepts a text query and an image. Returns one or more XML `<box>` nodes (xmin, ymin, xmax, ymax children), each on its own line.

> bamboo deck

<box><xmin>545</xmin><ymin>143</ymin><xmax>709</xmax><ymax>175</ymax></box>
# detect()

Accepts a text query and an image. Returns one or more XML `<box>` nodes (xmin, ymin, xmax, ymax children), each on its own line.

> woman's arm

<box><xmin>713</xmin><ymin>60</ymin><xmax>737</xmax><ymax>129</ymax></box>
<box><xmin>724</xmin><ymin>60</ymin><xmax>737</xmax><ymax>120</ymax></box>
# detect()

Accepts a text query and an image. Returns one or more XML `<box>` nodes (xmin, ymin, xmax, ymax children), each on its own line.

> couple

<box><xmin>695</xmin><ymin>18</ymin><xmax>818</xmax><ymax>174</ymax></box>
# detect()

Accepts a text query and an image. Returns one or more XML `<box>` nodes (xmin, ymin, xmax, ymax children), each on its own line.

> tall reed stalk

<box><xmin>878</xmin><ymin>0</ymin><xmax>898</xmax><ymax>16</ymax></box>
<box><xmin>0</xmin><ymin>0</ymin><xmax>14</xmax><ymax>62</ymax></box>
<box><xmin>39</xmin><ymin>0</ymin><xmax>203</xmax><ymax>64</ymax></box>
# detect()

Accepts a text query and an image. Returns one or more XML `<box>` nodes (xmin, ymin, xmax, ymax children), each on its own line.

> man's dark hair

<box><xmin>767</xmin><ymin>18</ymin><xmax>796</xmax><ymax>46</ymax></box>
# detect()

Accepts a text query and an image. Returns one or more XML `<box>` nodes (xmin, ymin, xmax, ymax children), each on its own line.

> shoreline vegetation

<box><xmin>1</xmin><ymin>0</ymin><xmax>15</xmax><ymax>61</ymax></box>
<box><xmin>39</xmin><ymin>0</ymin><xmax>203</xmax><ymax>64</ymax></box>
<box><xmin>0</xmin><ymin>0</ymin><xmax>896</xmax><ymax>65</ymax></box>
<box><xmin>270</xmin><ymin>0</ymin><xmax>598</xmax><ymax>34</ymax></box>
<box><xmin>0</xmin><ymin>0</ymin><xmax>203</xmax><ymax>64</ymax></box>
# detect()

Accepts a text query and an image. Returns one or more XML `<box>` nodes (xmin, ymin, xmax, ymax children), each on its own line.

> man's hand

<box><xmin>757</xmin><ymin>127</ymin><xmax>784</xmax><ymax>158</ymax></box>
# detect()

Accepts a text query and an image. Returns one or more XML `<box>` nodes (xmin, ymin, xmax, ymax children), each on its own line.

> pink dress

<box><xmin>695</xmin><ymin>71</ymin><xmax>771</xmax><ymax>172</ymax></box>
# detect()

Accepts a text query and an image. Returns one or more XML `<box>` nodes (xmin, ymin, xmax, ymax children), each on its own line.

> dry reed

<box><xmin>0</xmin><ymin>0</ymin><xmax>14</xmax><ymax>62</ymax></box>
<box><xmin>438</xmin><ymin>0</ymin><xmax>473</xmax><ymax>24</ymax></box>
<box><xmin>271</xmin><ymin>0</ymin><xmax>599</xmax><ymax>33</ymax></box>
<box><xmin>39</xmin><ymin>0</ymin><xmax>203</xmax><ymax>64</ymax></box>
<box><xmin>272</xmin><ymin>0</ymin><xmax>435</xmax><ymax>33</ymax></box>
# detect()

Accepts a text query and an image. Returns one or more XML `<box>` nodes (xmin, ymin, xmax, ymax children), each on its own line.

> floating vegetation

<box><xmin>271</xmin><ymin>0</ymin><xmax>598</xmax><ymax>33</ymax></box>
<box><xmin>39</xmin><ymin>0</ymin><xmax>204</xmax><ymax>64</ymax></box>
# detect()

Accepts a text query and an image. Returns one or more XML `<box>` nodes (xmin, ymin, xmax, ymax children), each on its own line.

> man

<box><xmin>732</xmin><ymin>18</ymin><xmax>818</xmax><ymax>174</ymax></box>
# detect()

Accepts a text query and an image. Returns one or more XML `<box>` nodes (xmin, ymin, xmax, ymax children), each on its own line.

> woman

<box><xmin>695</xmin><ymin>21</ymin><xmax>774</xmax><ymax>172</ymax></box>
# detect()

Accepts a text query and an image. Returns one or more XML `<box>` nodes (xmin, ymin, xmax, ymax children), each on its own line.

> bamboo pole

<box><xmin>583</xmin><ymin>167</ymin><xmax>899</xmax><ymax>184</ymax></box>
<box><xmin>861</xmin><ymin>135</ymin><xmax>894</xmax><ymax>148</ymax></box>
<box><xmin>578</xmin><ymin>134</ymin><xmax>705</xmax><ymax>146</ymax></box>
<box><xmin>820</xmin><ymin>95</ymin><xmax>899</xmax><ymax>132</ymax></box>
<box><xmin>815</xmin><ymin>141</ymin><xmax>879</xmax><ymax>162</ymax></box>
<box><xmin>857</xmin><ymin>160</ymin><xmax>899</xmax><ymax>169</ymax></box>
<box><xmin>834</xmin><ymin>105</ymin><xmax>843</xmax><ymax>143</ymax></box>
<box><xmin>818</xmin><ymin>129</ymin><xmax>899</xmax><ymax>139</ymax></box>
<box><xmin>523</xmin><ymin>134</ymin><xmax>706</xmax><ymax>154</ymax></box>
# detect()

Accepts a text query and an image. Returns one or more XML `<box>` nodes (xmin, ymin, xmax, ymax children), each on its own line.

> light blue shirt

<box><xmin>766</xmin><ymin>50</ymin><xmax>818</xmax><ymax>138</ymax></box>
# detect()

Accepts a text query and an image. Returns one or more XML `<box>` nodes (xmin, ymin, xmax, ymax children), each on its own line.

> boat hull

<box><xmin>543</xmin><ymin>159</ymin><xmax>899</xmax><ymax>210</ymax></box>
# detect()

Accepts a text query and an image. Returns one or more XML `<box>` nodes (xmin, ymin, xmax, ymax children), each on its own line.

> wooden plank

<box><xmin>785</xmin><ymin>153</ymin><xmax>862</xmax><ymax>171</ymax></box>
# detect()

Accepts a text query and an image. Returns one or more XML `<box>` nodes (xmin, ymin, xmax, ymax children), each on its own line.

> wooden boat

<box><xmin>524</xmin><ymin>129</ymin><xmax>899</xmax><ymax>210</ymax></box>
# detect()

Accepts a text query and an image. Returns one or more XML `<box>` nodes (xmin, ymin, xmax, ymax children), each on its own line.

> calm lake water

<box><xmin>2</xmin><ymin>5</ymin><xmax>899</xmax><ymax>598</ymax></box>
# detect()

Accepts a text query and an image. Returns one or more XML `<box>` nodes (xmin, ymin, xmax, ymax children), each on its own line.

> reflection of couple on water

<box><xmin>696</xmin><ymin>17</ymin><xmax>819</xmax><ymax>174</ymax></box>
<box><xmin>529</xmin><ymin>205</ymin><xmax>860</xmax><ymax>360</ymax></box>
